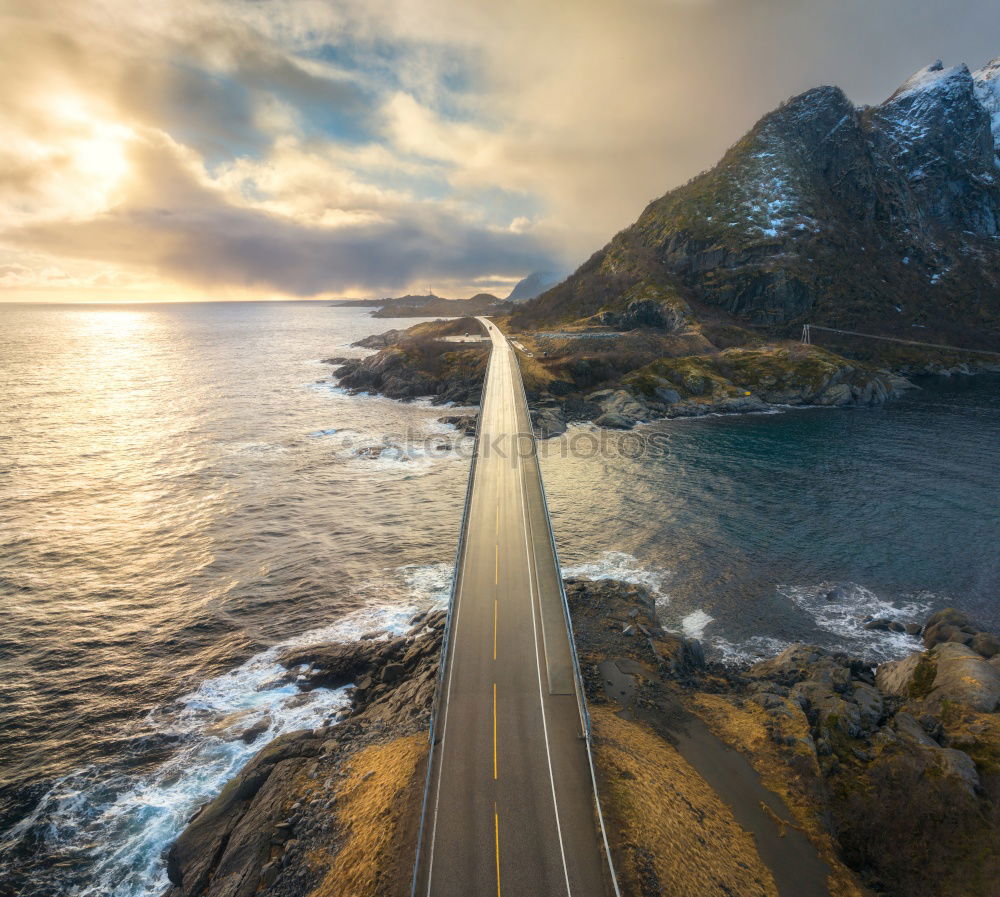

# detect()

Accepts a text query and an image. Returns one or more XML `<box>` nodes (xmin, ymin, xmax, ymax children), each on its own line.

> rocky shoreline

<box><xmin>321</xmin><ymin>318</ymin><xmax>934</xmax><ymax>439</ymax></box>
<box><xmin>163</xmin><ymin>611</ymin><xmax>446</xmax><ymax>897</ymax></box>
<box><xmin>162</xmin><ymin>576</ymin><xmax>1000</xmax><ymax>897</ymax></box>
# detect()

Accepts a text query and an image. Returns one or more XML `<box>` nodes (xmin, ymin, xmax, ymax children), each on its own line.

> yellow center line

<box><xmin>495</xmin><ymin>542</ymin><xmax>499</xmax><ymax>584</ymax></box>
<box><xmin>492</xmin><ymin>682</ymin><xmax>498</xmax><ymax>779</ymax></box>
<box><xmin>493</xmin><ymin>598</ymin><xmax>498</xmax><ymax>660</ymax></box>
<box><xmin>494</xmin><ymin>803</ymin><xmax>501</xmax><ymax>897</ymax></box>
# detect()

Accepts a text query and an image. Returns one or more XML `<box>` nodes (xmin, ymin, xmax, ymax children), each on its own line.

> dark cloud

<box><xmin>3</xmin><ymin>134</ymin><xmax>552</xmax><ymax>296</ymax></box>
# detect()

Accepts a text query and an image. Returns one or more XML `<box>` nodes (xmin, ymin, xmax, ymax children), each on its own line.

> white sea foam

<box><xmin>706</xmin><ymin>582</ymin><xmax>934</xmax><ymax>668</ymax></box>
<box><xmin>562</xmin><ymin>551</ymin><xmax>672</xmax><ymax>605</ymax></box>
<box><xmin>681</xmin><ymin>609</ymin><xmax>714</xmax><ymax>640</ymax></box>
<box><xmin>780</xmin><ymin>581</ymin><xmax>931</xmax><ymax>662</ymax></box>
<box><xmin>309</xmin><ymin>381</ymin><xmax>470</xmax><ymax>413</ymax></box>
<box><xmin>711</xmin><ymin>635</ymin><xmax>792</xmax><ymax>666</ymax></box>
<box><xmin>9</xmin><ymin>562</ymin><xmax>454</xmax><ymax>897</ymax></box>
<box><xmin>346</xmin><ymin>438</ymin><xmax>466</xmax><ymax>473</ymax></box>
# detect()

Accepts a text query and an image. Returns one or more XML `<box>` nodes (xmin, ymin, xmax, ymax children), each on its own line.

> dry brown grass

<box><xmin>307</xmin><ymin>734</ymin><xmax>427</xmax><ymax>897</ymax></box>
<box><xmin>592</xmin><ymin>706</ymin><xmax>779</xmax><ymax>897</ymax></box>
<box><xmin>688</xmin><ymin>693</ymin><xmax>868</xmax><ymax>897</ymax></box>
<box><xmin>513</xmin><ymin>350</ymin><xmax>556</xmax><ymax>392</ymax></box>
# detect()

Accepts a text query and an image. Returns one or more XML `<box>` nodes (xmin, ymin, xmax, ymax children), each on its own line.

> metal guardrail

<box><xmin>409</xmin><ymin>332</ymin><xmax>492</xmax><ymax>897</ymax></box>
<box><xmin>802</xmin><ymin>323</ymin><xmax>1000</xmax><ymax>357</ymax></box>
<box><xmin>511</xmin><ymin>340</ymin><xmax>623</xmax><ymax>897</ymax></box>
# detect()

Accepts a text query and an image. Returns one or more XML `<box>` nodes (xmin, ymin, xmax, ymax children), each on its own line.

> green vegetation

<box><xmin>623</xmin><ymin>343</ymin><xmax>875</xmax><ymax>403</ymax></box>
<box><xmin>909</xmin><ymin>653</ymin><xmax>939</xmax><ymax>699</ymax></box>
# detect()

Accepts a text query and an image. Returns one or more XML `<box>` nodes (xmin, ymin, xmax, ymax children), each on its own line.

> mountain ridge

<box><xmin>511</xmin><ymin>58</ymin><xmax>1000</xmax><ymax>351</ymax></box>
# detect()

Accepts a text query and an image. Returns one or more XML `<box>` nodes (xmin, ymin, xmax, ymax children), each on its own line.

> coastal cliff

<box><xmin>162</xmin><ymin>580</ymin><xmax>1000</xmax><ymax>897</ymax></box>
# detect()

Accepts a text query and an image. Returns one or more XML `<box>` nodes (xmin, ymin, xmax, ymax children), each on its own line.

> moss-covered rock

<box><xmin>623</xmin><ymin>343</ymin><xmax>896</xmax><ymax>409</ymax></box>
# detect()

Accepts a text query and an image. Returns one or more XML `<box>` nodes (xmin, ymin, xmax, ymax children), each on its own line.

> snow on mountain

<box><xmin>973</xmin><ymin>57</ymin><xmax>1000</xmax><ymax>154</ymax></box>
<box><xmin>888</xmin><ymin>60</ymin><xmax>972</xmax><ymax>102</ymax></box>
<box><xmin>512</xmin><ymin>55</ymin><xmax>1000</xmax><ymax>344</ymax></box>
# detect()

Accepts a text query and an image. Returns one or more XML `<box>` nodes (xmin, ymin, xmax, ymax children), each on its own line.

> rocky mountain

<box><xmin>505</xmin><ymin>271</ymin><xmax>562</xmax><ymax>302</ymax></box>
<box><xmin>512</xmin><ymin>59</ymin><xmax>1000</xmax><ymax>350</ymax></box>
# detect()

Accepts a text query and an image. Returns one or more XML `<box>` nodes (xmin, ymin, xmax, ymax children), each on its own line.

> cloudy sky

<box><xmin>2</xmin><ymin>0</ymin><xmax>999</xmax><ymax>302</ymax></box>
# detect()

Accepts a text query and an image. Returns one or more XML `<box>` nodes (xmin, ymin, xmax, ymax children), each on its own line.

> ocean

<box><xmin>1</xmin><ymin>300</ymin><xmax>997</xmax><ymax>896</ymax></box>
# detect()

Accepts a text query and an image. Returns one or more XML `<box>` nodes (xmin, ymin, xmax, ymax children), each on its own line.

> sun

<box><xmin>23</xmin><ymin>93</ymin><xmax>136</xmax><ymax>222</ymax></box>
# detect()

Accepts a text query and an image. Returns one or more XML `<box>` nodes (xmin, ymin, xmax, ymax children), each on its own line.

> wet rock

<box><xmin>241</xmin><ymin>718</ymin><xmax>271</xmax><ymax>745</ymax></box>
<box><xmin>531</xmin><ymin>407</ymin><xmax>568</xmax><ymax>438</ymax></box>
<box><xmin>277</xmin><ymin>643</ymin><xmax>380</xmax><ymax>691</ymax></box>
<box><xmin>437</xmin><ymin>413</ymin><xmax>478</xmax><ymax>437</ymax></box>
<box><xmin>163</xmin><ymin>608</ymin><xmax>445</xmax><ymax>897</ymax></box>
<box><xmin>593</xmin><ymin>412</ymin><xmax>634</xmax><ymax>429</ymax></box>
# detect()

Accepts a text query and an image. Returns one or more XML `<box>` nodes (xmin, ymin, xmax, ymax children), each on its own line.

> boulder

<box><xmin>876</xmin><ymin>652</ymin><xmax>923</xmax><ymax>697</ymax></box>
<box><xmin>893</xmin><ymin>711</ymin><xmax>938</xmax><ymax>748</ymax></box>
<box><xmin>814</xmin><ymin>382</ymin><xmax>853</xmax><ymax>405</ymax></box>
<box><xmin>852</xmin><ymin>682</ymin><xmax>885</xmax><ymax>731</ymax></box>
<box><xmin>594</xmin><ymin>412</ymin><xmax>634</xmax><ymax>430</ymax></box>
<box><xmin>438</xmin><ymin>414</ymin><xmax>478</xmax><ymax>436</ymax></box>
<box><xmin>970</xmin><ymin>632</ymin><xmax>1000</xmax><ymax>659</ymax></box>
<box><xmin>531</xmin><ymin>407</ymin><xmax>568</xmax><ymax>439</ymax></box>
<box><xmin>938</xmin><ymin>748</ymin><xmax>981</xmax><ymax>794</ymax></box>
<box><xmin>922</xmin><ymin>607</ymin><xmax>976</xmax><ymax>648</ymax></box>
<box><xmin>653</xmin><ymin>385</ymin><xmax>682</xmax><ymax>405</ymax></box>
<box><xmin>927</xmin><ymin>643</ymin><xmax>1000</xmax><ymax>712</ymax></box>
<box><xmin>891</xmin><ymin>713</ymin><xmax>980</xmax><ymax>795</ymax></box>
<box><xmin>380</xmin><ymin>662</ymin><xmax>406</xmax><ymax>685</ymax></box>
<box><xmin>878</xmin><ymin>643</ymin><xmax>1000</xmax><ymax>712</ymax></box>
<box><xmin>598</xmin><ymin>389</ymin><xmax>648</xmax><ymax>420</ymax></box>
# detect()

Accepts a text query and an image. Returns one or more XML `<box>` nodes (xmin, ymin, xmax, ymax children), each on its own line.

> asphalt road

<box><xmin>414</xmin><ymin>318</ymin><xmax>613</xmax><ymax>897</ymax></box>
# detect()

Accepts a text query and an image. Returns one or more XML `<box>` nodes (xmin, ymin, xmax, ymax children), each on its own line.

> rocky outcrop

<box><xmin>436</xmin><ymin>413</ymin><xmax>478</xmax><ymax>436</ymax></box>
<box><xmin>517</xmin><ymin>344</ymin><xmax>912</xmax><ymax>433</ymax></box>
<box><xmin>331</xmin><ymin>307</ymin><xmax>919</xmax><ymax>438</ymax></box>
<box><xmin>331</xmin><ymin>347</ymin><xmax>486</xmax><ymax>405</ymax></box>
<box><xmin>922</xmin><ymin>606</ymin><xmax>1000</xmax><ymax>656</ymax></box>
<box><xmin>592</xmin><ymin>281</ymin><xmax>694</xmax><ymax>333</ymax></box>
<box><xmin>162</xmin><ymin>612</ymin><xmax>445</xmax><ymax>897</ymax></box>
<box><xmin>352</xmin><ymin>329</ymin><xmax>407</xmax><ymax>349</ymax></box>
<box><xmin>877</xmin><ymin>642</ymin><xmax>1000</xmax><ymax>713</ymax></box>
<box><xmin>568</xmin><ymin>579</ymin><xmax>1000</xmax><ymax>897</ymax></box>
<box><xmin>162</xmin><ymin>573</ymin><xmax>1000</xmax><ymax>897</ymax></box>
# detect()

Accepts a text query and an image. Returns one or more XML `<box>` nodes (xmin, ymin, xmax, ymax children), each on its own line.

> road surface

<box><xmin>413</xmin><ymin>318</ymin><xmax>614</xmax><ymax>897</ymax></box>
